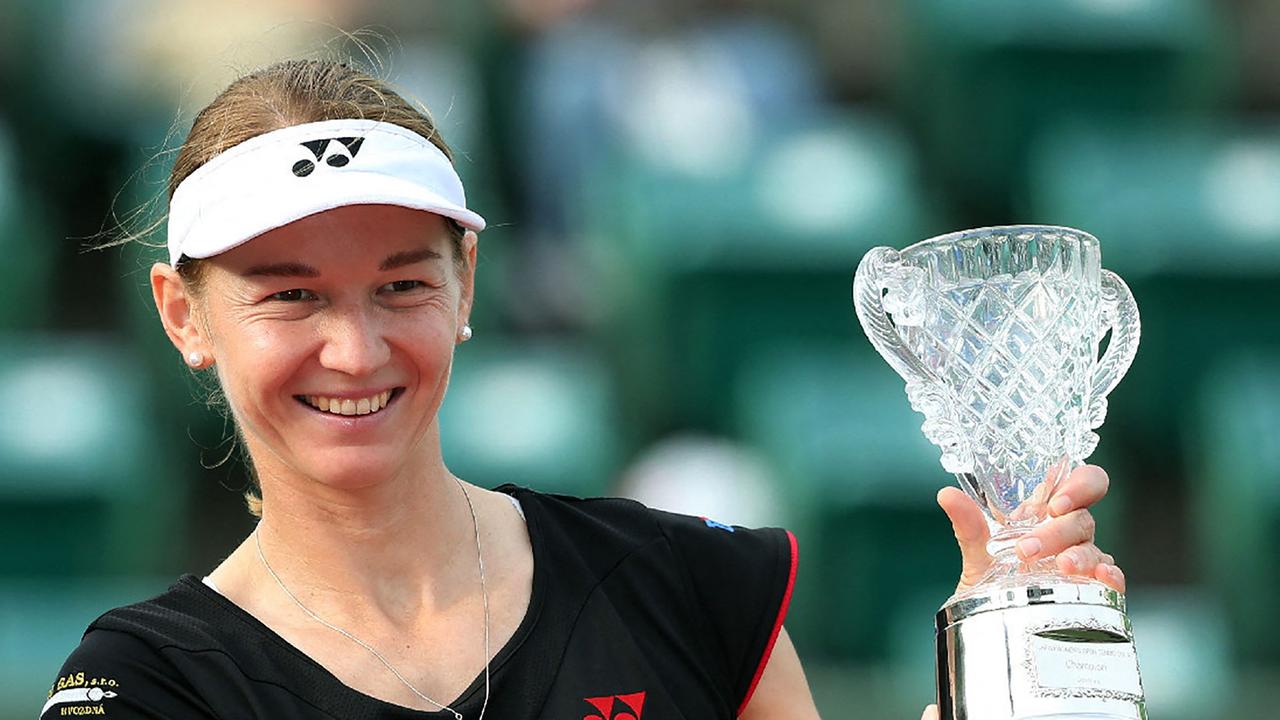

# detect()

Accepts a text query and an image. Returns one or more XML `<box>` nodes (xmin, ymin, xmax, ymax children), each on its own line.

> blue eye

<box><xmin>270</xmin><ymin>289</ymin><xmax>317</xmax><ymax>302</ymax></box>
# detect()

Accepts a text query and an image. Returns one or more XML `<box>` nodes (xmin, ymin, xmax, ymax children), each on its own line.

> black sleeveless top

<box><xmin>39</xmin><ymin>485</ymin><xmax>798</xmax><ymax>720</ymax></box>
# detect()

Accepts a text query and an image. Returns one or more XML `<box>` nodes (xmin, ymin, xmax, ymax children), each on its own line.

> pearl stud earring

<box><xmin>187</xmin><ymin>351</ymin><xmax>204</xmax><ymax>368</ymax></box>
<box><xmin>458</xmin><ymin>325</ymin><xmax>473</xmax><ymax>342</ymax></box>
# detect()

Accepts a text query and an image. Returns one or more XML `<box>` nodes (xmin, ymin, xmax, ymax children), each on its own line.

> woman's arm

<box><xmin>738</xmin><ymin>627</ymin><xmax>822</xmax><ymax>720</ymax></box>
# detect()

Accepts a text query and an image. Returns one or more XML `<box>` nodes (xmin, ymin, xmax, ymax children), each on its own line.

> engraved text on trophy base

<box><xmin>1030</xmin><ymin>635</ymin><xmax>1142</xmax><ymax>699</ymax></box>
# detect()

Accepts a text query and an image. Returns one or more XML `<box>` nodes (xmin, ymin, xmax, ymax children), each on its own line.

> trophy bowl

<box><xmin>853</xmin><ymin>226</ymin><xmax>1146</xmax><ymax>719</ymax></box>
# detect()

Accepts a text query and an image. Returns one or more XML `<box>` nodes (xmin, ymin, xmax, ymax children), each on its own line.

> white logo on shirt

<box><xmin>41</xmin><ymin>687</ymin><xmax>117</xmax><ymax>717</ymax></box>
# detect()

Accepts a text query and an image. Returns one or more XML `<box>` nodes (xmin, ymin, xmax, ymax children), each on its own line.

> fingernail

<box><xmin>1017</xmin><ymin>537</ymin><xmax>1042</xmax><ymax>559</ymax></box>
<box><xmin>1109</xmin><ymin>564</ymin><xmax>1125</xmax><ymax>583</ymax></box>
<box><xmin>1050</xmin><ymin>495</ymin><xmax>1073</xmax><ymax>515</ymax></box>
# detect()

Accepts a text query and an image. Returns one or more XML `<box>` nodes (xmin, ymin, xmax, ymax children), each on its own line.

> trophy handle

<box><xmin>1086</xmin><ymin>270</ymin><xmax>1141</xmax><ymax>433</ymax></box>
<box><xmin>854</xmin><ymin>248</ymin><xmax>972</xmax><ymax>474</ymax></box>
<box><xmin>852</xmin><ymin>247</ymin><xmax>937</xmax><ymax>387</ymax></box>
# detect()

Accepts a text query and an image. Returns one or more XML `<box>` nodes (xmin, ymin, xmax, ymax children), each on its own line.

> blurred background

<box><xmin>1</xmin><ymin>0</ymin><xmax>1278</xmax><ymax>717</ymax></box>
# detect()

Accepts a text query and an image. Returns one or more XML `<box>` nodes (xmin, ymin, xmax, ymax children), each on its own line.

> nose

<box><xmin>316</xmin><ymin>304</ymin><xmax>391</xmax><ymax>377</ymax></box>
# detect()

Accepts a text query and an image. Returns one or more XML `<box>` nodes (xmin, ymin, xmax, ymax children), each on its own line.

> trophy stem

<box><xmin>986</xmin><ymin>528</ymin><xmax>1025</xmax><ymax>561</ymax></box>
<box><xmin>953</xmin><ymin>526</ymin><xmax>1063</xmax><ymax>598</ymax></box>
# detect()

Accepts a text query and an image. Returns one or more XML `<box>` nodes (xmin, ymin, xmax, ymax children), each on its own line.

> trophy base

<box><xmin>936</xmin><ymin>580</ymin><xmax>1147</xmax><ymax>720</ymax></box>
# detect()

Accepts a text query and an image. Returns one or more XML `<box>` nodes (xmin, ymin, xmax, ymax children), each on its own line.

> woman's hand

<box><xmin>922</xmin><ymin>466</ymin><xmax>1123</xmax><ymax>720</ymax></box>
<box><xmin>937</xmin><ymin>464</ymin><xmax>1126</xmax><ymax>595</ymax></box>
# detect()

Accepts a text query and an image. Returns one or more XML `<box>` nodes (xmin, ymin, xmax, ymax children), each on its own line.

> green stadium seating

<box><xmin>1030</xmin><ymin>124</ymin><xmax>1280</xmax><ymax>274</ymax></box>
<box><xmin>0</xmin><ymin>123</ymin><xmax>57</xmax><ymax>331</ymax></box>
<box><xmin>886</xmin><ymin>585</ymin><xmax>956</xmax><ymax>716</ymax></box>
<box><xmin>0</xmin><ymin>335</ymin><xmax>183</xmax><ymax>577</ymax></box>
<box><xmin>1189</xmin><ymin>352</ymin><xmax>1280</xmax><ymax>664</ymax></box>
<box><xmin>1127</xmin><ymin>588</ymin><xmax>1234</xmax><ymax>720</ymax></box>
<box><xmin>0</xmin><ymin>576</ymin><xmax>171</xmax><ymax>720</ymax></box>
<box><xmin>439</xmin><ymin>339</ymin><xmax>622</xmax><ymax>498</ymax></box>
<box><xmin>582</xmin><ymin>110</ymin><xmax>933</xmax><ymax>436</ymax></box>
<box><xmin>900</xmin><ymin>0</ymin><xmax>1228</xmax><ymax>217</ymax></box>
<box><xmin>734</xmin><ymin>345</ymin><xmax>960</xmax><ymax>662</ymax></box>
<box><xmin>1028</xmin><ymin>124</ymin><xmax>1280</xmax><ymax>453</ymax></box>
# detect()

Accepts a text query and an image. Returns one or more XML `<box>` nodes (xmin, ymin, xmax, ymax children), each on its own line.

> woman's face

<box><xmin>188</xmin><ymin>204</ymin><xmax>475</xmax><ymax>492</ymax></box>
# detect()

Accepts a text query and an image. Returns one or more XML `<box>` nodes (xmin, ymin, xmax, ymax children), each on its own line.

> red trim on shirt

<box><xmin>736</xmin><ymin>529</ymin><xmax>799</xmax><ymax>717</ymax></box>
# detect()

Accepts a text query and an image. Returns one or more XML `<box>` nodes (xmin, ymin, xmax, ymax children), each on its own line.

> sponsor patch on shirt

<box><xmin>43</xmin><ymin>672</ymin><xmax>119</xmax><ymax>717</ymax></box>
<box><xmin>583</xmin><ymin>690</ymin><xmax>646</xmax><ymax>719</ymax></box>
<box><xmin>700</xmin><ymin>516</ymin><xmax>735</xmax><ymax>532</ymax></box>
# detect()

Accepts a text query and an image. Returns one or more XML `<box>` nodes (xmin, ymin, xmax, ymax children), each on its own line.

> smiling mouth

<box><xmin>296</xmin><ymin>388</ymin><xmax>403</xmax><ymax>417</ymax></box>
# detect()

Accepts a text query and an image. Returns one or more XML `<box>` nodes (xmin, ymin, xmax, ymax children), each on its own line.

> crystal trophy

<box><xmin>853</xmin><ymin>226</ymin><xmax>1146</xmax><ymax>719</ymax></box>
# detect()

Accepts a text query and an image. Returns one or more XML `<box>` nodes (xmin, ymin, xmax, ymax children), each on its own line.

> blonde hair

<box><xmin>169</xmin><ymin>58</ymin><xmax>466</xmax><ymax>516</ymax></box>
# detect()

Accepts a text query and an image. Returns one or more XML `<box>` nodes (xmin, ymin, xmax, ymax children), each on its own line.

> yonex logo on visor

<box><xmin>166</xmin><ymin>119</ymin><xmax>486</xmax><ymax>266</ymax></box>
<box><xmin>293</xmin><ymin>136</ymin><xmax>366</xmax><ymax>177</ymax></box>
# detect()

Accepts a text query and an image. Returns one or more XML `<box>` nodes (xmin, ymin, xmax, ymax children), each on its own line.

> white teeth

<box><xmin>303</xmin><ymin>391</ymin><xmax>395</xmax><ymax>417</ymax></box>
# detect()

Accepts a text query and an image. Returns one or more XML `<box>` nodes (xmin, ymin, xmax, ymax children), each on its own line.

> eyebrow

<box><xmin>379</xmin><ymin>248</ymin><xmax>443</xmax><ymax>271</ymax></box>
<box><xmin>242</xmin><ymin>262</ymin><xmax>320</xmax><ymax>278</ymax></box>
<box><xmin>240</xmin><ymin>248</ymin><xmax>443</xmax><ymax>278</ymax></box>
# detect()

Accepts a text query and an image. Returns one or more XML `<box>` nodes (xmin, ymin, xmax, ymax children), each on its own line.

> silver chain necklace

<box><xmin>254</xmin><ymin>476</ymin><xmax>491</xmax><ymax>720</ymax></box>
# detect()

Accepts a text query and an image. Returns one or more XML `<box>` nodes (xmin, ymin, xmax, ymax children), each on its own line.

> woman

<box><xmin>41</xmin><ymin>60</ymin><xmax>1123</xmax><ymax>720</ymax></box>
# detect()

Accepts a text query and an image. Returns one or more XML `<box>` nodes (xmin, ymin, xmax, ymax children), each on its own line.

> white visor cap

<box><xmin>167</xmin><ymin>119</ymin><xmax>486</xmax><ymax>266</ymax></box>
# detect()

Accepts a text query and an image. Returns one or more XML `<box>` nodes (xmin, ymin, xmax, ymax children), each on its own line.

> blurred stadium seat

<box><xmin>733</xmin><ymin>345</ymin><xmax>954</xmax><ymax>661</ymax></box>
<box><xmin>1</xmin><ymin>576</ymin><xmax>171</xmax><ymax>720</ymax></box>
<box><xmin>0</xmin><ymin>335</ymin><xmax>183</xmax><ymax>720</ymax></box>
<box><xmin>1190</xmin><ymin>352</ymin><xmax>1280</xmax><ymax>664</ymax></box>
<box><xmin>900</xmin><ymin>0</ymin><xmax>1228</xmax><ymax>217</ymax></box>
<box><xmin>584</xmin><ymin>111</ymin><xmax>932</xmax><ymax>435</ymax></box>
<box><xmin>1029</xmin><ymin>123</ymin><xmax>1280</xmax><ymax>274</ymax></box>
<box><xmin>1128</xmin><ymin>587</ymin><xmax>1234</xmax><ymax>720</ymax></box>
<box><xmin>886</xmin><ymin>585</ymin><xmax>955</xmax><ymax>715</ymax></box>
<box><xmin>522</xmin><ymin>17</ymin><xmax>824</xmax><ymax>238</ymax></box>
<box><xmin>617</xmin><ymin>434</ymin><xmax>784</xmax><ymax>530</ymax></box>
<box><xmin>440</xmin><ymin>339</ymin><xmax>622</xmax><ymax>498</ymax></box>
<box><xmin>0</xmin><ymin>335</ymin><xmax>182</xmax><ymax>576</ymax></box>
<box><xmin>0</xmin><ymin>122</ymin><xmax>57</xmax><ymax>331</ymax></box>
<box><xmin>1029</xmin><ymin>124</ymin><xmax>1280</xmax><ymax>452</ymax></box>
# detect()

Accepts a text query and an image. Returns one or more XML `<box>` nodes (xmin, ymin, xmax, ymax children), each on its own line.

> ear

<box><xmin>457</xmin><ymin>230</ymin><xmax>479</xmax><ymax>328</ymax></box>
<box><xmin>150</xmin><ymin>262</ymin><xmax>211</xmax><ymax>367</ymax></box>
